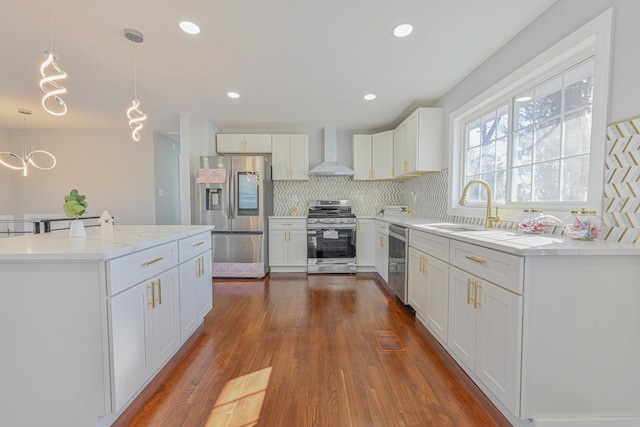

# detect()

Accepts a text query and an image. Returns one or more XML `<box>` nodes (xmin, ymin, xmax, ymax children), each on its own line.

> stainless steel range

<box><xmin>307</xmin><ymin>200</ymin><xmax>357</xmax><ymax>274</ymax></box>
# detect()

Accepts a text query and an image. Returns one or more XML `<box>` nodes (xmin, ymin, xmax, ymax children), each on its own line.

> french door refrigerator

<box><xmin>196</xmin><ymin>156</ymin><xmax>272</xmax><ymax>278</ymax></box>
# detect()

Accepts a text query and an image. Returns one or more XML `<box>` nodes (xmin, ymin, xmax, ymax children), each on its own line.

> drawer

<box><xmin>376</xmin><ymin>221</ymin><xmax>389</xmax><ymax>234</ymax></box>
<box><xmin>449</xmin><ymin>240</ymin><xmax>523</xmax><ymax>295</ymax></box>
<box><xmin>179</xmin><ymin>232</ymin><xmax>212</xmax><ymax>262</ymax></box>
<box><xmin>268</xmin><ymin>218</ymin><xmax>307</xmax><ymax>231</ymax></box>
<box><xmin>108</xmin><ymin>241</ymin><xmax>178</xmax><ymax>296</ymax></box>
<box><xmin>409</xmin><ymin>229</ymin><xmax>449</xmax><ymax>262</ymax></box>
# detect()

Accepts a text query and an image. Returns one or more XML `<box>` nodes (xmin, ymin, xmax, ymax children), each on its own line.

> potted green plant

<box><xmin>63</xmin><ymin>189</ymin><xmax>88</xmax><ymax>237</ymax></box>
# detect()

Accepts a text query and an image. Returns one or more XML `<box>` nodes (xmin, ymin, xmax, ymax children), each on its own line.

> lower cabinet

<box><xmin>448</xmin><ymin>265</ymin><xmax>523</xmax><ymax>416</ymax></box>
<box><xmin>268</xmin><ymin>218</ymin><xmax>307</xmax><ymax>272</ymax></box>
<box><xmin>374</xmin><ymin>221</ymin><xmax>389</xmax><ymax>282</ymax></box>
<box><xmin>110</xmin><ymin>266</ymin><xmax>180</xmax><ymax>412</ymax></box>
<box><xmin>407</xmin><ymin>247</ymin><xmax>449</xmax><ymax>345</ymax></box>
<box><xmin>179</xmin><ymin>249</ymin><xmax>213</xmax><ymax>342</ymax></box>
<box><xmin>356</xmin><ymin>218</ymin><xmax>375</xmax><ymax>268</ymax></box>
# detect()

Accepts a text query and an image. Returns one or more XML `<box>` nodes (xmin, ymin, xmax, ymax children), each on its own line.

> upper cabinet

<box><xmin>393</xmin><ymin>107</ymin><xmax>444</xmax><ymax>178</ymax></box>
<box><xmin>352</xmin><ymin>130</ymin><xmax>394</xmax><ymax>180</ymax></box>
<box><xmin>216</xmin><ymin>134</ymin><xmax>272</xmax><ymax>154</ymax></box>
<box><xmin>272</xmin><ymin>134</ymin><xmax>309</xmax><ymax>180</ymax></box>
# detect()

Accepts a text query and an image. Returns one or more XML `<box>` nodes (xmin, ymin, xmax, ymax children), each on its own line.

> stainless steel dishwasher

<box><xmin>387</xmin><ymin>224</ymin><xmax>408</xmax><ymax>304</ymax></box>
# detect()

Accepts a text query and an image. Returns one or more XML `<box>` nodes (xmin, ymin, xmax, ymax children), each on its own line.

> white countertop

<box><xmin>369</xmin><ymin>216</ymin><xmax>640</xmax><ymax>256</ymax></box>
<box><xmin>0</xmin><ymin>225</ymin><xmax>214</xmax><ymax>262</ymax></box>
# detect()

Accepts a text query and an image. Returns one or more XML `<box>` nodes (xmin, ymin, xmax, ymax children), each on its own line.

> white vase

<box><xmin>69</xmin><ymin>219</ymin><xmax>86</xmax><ymax>237</ymax></box>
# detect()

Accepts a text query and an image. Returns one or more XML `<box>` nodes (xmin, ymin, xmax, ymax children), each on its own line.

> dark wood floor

<box><xmin>114</xmin><ymin>273</ymin><xmax>511</xmax><ymax>427</ymax></box>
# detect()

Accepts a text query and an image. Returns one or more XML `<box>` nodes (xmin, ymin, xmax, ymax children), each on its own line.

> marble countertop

<box><xmin>367</xmin><ymin>216</ymin><xmax>640</xmax><ymax>256</ymax></box>
<box><xmin>0</xmin><ymin>225</ymin><xmax>214</xmax><ymax>262</ymax></box>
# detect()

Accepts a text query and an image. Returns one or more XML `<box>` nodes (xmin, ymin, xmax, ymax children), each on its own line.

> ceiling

<box><xmin>0</xmin><ymin>0</ymin><xmax>557</xmax><ymax>133</ymax></box>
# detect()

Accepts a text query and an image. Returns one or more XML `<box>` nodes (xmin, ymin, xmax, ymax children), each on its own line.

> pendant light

<box><xmin>39</xmin><ymin>0</ymin><xmax>67</xmax><ymax>116</ymax></box>
<box><xmin>0</xmin><ymin>109</ymin><xmax>56</xmax><ymax>176</ymax></box>
<box><xmin>124</xmin><ymin>28</ymin><xmax>147</xmax><ymax>142</ymax></box>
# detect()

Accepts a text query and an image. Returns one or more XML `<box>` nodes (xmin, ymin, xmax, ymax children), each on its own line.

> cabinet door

<box><xmin>393</xmin><ymin>125</ymin><xmax>403</xmax><ymax>178</ymax></box>
<box><xmin>197</xmin><ymin>250</ymin><xmax>213</xmax><ymax>318</ymax></box>
<box><xmin>371</xmin><ymin>130</ymin><xmax>393</xmax><ymax>180</ymax></box>
<box><xmin>110</xmin><ymin>282</ymin><xmax>152</xmax><ymax>412</ymax></box>
<box><xmin>287</xmin><ymin>230</ymin><xmax>309</xmax><ymax>266</ymax></box>
<box><xmin>150</xmin><ymin>267</ymin><xmax>181</xmax><ymax>368</ymax></box>
<box><xmin>356</xmin><ymin>219</ymin><xmax>375</xmax><ymax>267</ymax></box>
<box><xmin>216</xmin><ymin>134</ymin><xmax>244</xmax><ymax>153</ymax></box>
<box><xmin>289</xmin><ymin>135</ymin><xmax>309</xmax><ymax>180</ymax></box>
<box><xmin>424</xmin><ymin>254</ymin><xmax>449</xmax><ymax>344</ymax></box>
<box><xmin>402</xmin><ymin>111</ymin><xmax>418</xmax><ymax>174</ymax></box>
<box><xmin>374</xmin><ymin>232</ymin><xmax>388</xmax><ymax>282</ymax></box>
<box><xmin>244</xmin><ymin>134</ymin><xmax>272</xmax><ymax>153</ymax></box>
<box><xmin>352</xmin><ymin>135</ymin><xmax>372</xmax><ymax>180</ymax></box>
<box><xmin>407</xmin><ymin>247</ymin><xmax>426</xmax><ymax>315</ymax></box>
<box><xmin>448</xmin><ymin>266</ymin><xmax>477</xmax><ymax>372</ymax></box>
<box><xmin>179</xmin><ymin>259</ymin><xmax>199</xmax><ymax>342</ymax></box>
<box><xmin>268</xmin><ymin>230</ymin><xmax>287</xmax><ymax>266</ymax></box>
<box><xmin>476</xmin><ymin>280</ymin><xmax>522</xmax><ymax>415</ymax></box>
<box><xmin>271</xmin><ymin>136</ymin><xmax>290</xmax><ymax>180</ymax></box>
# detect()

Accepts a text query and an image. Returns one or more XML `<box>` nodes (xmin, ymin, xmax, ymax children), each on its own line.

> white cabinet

<box><xmin>408</xmin><ymin>230</ymin><xmax>450</xmax><ymax>345</ymax></box>
<box><xmin>178</xmin><ymin>233</ymin><xmax>213</xmax><ymax>343</ymax></box>
<box><xmin>216</xmin><ymin>134</ymin><xmax>272</xmax><ymax>153</ymax></box>
<box><xmin>272</xmin><ymin>134</ymin><xmax>309</xmax><ymax>180</ymax></box>
<box><xmin>111</xmin><ymin>266</ymin><xmax>180</xmax><ymax>412</ymax></box>
<box><xmin>374</xmin><ymin>221</ymin><xmax>389</xmax><ymax>283</ymax></box>
<box><xmin>356</xmin><ymin>218</ymin><xmax>375</xmax><ymax>268</ymax></box>
<box><xmin>268</xmin><ymin>218</ymin><xmax>307</xmax><ymax>272</ymax></box>
<box><xmin>352</xmin><ymin>131</ymin><xmax>394</xmax><ymax>180</ymax></box>
<box><xmin>447</xmin><ymin>244</ymin><xmax>523</xmax><ymax>416</ymax></box>
<box><xmin>393</xmin><ymin>108</ymin><xmax>444</xmax><ymax>178</ymax></box>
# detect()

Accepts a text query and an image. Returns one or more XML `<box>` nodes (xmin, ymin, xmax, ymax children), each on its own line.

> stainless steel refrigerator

<box><xmin>195</xmin><ymin>156</ymin><xmax>272</xmax><ymax>278</ymax></box>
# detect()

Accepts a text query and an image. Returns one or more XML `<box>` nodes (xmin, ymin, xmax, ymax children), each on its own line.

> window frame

<box><xmin>448</xmin><ymin>9</ymin><xmax>612</xmax><ymax>223</ymax></box>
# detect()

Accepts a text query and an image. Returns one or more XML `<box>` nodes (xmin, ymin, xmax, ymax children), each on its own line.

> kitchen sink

<box><xmin>427</xmin><ymin>223</ymin><xmax>485</xmax><ymax>232</ymax></box>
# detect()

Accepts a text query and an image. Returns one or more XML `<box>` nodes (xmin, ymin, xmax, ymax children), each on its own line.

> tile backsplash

<box><xmin>273</xmin><ymin>177</ymin><xmax>401</xmax><ymax>216</ymax></box>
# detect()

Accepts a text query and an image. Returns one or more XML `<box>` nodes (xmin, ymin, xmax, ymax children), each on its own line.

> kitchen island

<box><xmin>0</xmin><ymin>225</ymin><xmax>214</xmax><ymax>427</ymax></box>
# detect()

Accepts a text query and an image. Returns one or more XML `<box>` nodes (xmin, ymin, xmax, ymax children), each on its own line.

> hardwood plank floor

<box><xmin>114</xmin><ymin>273</ymin><xmax>511</xmax><ymax>427</ymax></box>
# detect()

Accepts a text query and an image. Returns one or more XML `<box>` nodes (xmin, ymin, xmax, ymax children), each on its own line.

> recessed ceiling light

<box><xmin>227</xmin><ymin>92</ymin><xmax>240</xmax><ymax>99</ymax></box>
<box><xmin>364</xmin><ymin>94</ymin><xmax>376</xmax><ymax>101</ymax></box>
<box><xmin>179</xmin><ymin>21</ymin><xmax>200</xmax><ymax>35</ymax></box>
<box><xmin>392</xmin><ymin>23</ymin><xmax>413</xmax><ymax>38</ymax></box>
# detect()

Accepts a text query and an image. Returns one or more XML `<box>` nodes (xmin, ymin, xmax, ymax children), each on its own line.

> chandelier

<box><xmin>0</xmin><ymin>109</ymin><xmax>56</xmax><ymax>176</ymax></box>
<box><xmin>39</xmin><ymin>0</ymin><xmax>67</xmax><ymax>116</ymax></box>
<box><xmin>124</xmin><ymin>28</ymin><xmax>147</xmax><ymax>142</ymax></box>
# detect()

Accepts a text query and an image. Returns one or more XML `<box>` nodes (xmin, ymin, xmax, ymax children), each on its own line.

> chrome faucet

<box><xmin>459</xmin><ymin>179</ymin><xmax>500</xmax><ymax>228</ymax></box>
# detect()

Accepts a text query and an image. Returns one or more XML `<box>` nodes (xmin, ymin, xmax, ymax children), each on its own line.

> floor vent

<box><xmin>373</xmin><ymin>330</ymin><xmax>405</xmax><ymax>351</ymax></box>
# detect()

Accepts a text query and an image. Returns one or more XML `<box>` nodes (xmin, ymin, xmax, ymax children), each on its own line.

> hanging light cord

<box><xmin>39</xmin><ymin>0</ymin><xmax>68</xmax><ymax>116</ymax></box>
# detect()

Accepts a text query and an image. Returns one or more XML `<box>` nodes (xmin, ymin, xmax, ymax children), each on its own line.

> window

<box><xmin>463</xmin><ymin>59</ymin><xmax>594</xmax><ymax>206</ymax></box>
<box><xmin>449</xmin><ymin>9</ymin><xmax>611</xmax><ymax>221</ymax></box>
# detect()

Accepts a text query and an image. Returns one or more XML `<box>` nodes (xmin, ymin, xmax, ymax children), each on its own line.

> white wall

<box><xmin>154</xmin><ymin>131</ymin><xmax>181</xmax><ymax>225</ymax></box>
<box><xmin>437</xmin><ymin>0</ymin><xmax>639</xmax><ymax>127</ymax></box>
<box><xmin>5</xmin><ymin>129</ymin><xmax>155</xmax><ymax>225</ymax></box>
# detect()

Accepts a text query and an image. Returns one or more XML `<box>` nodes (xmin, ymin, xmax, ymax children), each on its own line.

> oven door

<box><xmin>307</xmin><ymin>224</ymin><xmax>357</xmax><ymax>273</ymax></box>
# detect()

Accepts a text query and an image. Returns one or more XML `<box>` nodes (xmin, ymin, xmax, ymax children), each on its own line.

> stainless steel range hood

<box><xmin>308</xmin><ymin>127</ymin><xmax>354</xmax><ymax>176</ymax></box>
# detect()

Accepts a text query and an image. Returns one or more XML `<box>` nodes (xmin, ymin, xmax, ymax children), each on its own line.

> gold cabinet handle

<box><xmin>142</xmin><ymin>257</ymin><xmax>163</xmax><ymax>267</ymax></box>
<box><xmin>423</xmin><ymin>256</ymin><xmax>428</xmax><ymax>275</ymax></box>
<box><xmin>467</xmin><ymin>278</ymin><xmax>473</xmax><ymax>304</ymax></box>
<box><xmin>156</xmin><ymin>278</ymin><xmax>162</xmax><ymax>305</ymax></box>
<box><xmin>196</xmin><ymin>257</ymin><xmax>201</xmax><ymax>277</ymax></box>
<box><xmin>474</xmin><ymin>281</ymin><xmax>481</xmax><ymax>309</ymax></box>
<box><xmin>148</xmin><ymin>282</ymin><xmax>155</xmax><ymax>309</ymax></box>
<box><xmin>465</xmin><ymin>255</ymin><xmax>487</xmax><ymax>264</ymax></box>
<box><xmin>201</xmin><ymin>256</ymin><xmax>205</xmax><ymax>276</ymax></box>
<box><xmin>192</xmin><ymin>241</ymin><xmax>205</xmax><ymax>247</ymax></box>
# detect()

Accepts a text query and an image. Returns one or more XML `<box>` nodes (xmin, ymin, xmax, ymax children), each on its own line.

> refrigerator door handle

<box><xmin>229</xmin><ymin>166</ymin><xmax>235</xmax><ymax>219</ymax></box>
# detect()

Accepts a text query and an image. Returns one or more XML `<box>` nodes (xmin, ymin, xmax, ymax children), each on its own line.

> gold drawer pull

<box><xmin>148</xmin><ymin>282</ymin><xmax>155</xmax><ymax>309</ymax></box>
<box><xmin>156</xmin><ymin>279</ymin><xmax>162</xmax><ymax>305</ymax></box>
<box><xmin>142</xmin><ymin>257</ymin><xmax>163</xmax><ymax>266</ymax></box>
<box><xmin>467</xmin><ymin>278</ymin><xmax>473</xmax><ymax>304</ymax></box>
<box><xmin>192</xmin><ymin>241</ymin><xmax>205</xmax><ymax>247</ymax></box>
<box><xmin>465</xmin><ymin>255</ymin><xmax>487</xmax><ymax>264</ymax></box>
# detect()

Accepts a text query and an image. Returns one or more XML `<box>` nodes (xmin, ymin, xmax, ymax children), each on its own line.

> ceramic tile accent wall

<box><xmin>603</xmin><ymin>117</ymin><xmax>640</xmax><ymax>243</ymax></box>
<box><xmin>273</xmin><ymin>177</ymin><xmax>401</xmax><ymax>216</ymax></box>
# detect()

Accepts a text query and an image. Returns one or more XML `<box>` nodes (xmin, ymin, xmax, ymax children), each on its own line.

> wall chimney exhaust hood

<box><xmin>309</xmin><ymin>127</ymin><xmax>354</xmax><ymax>176</ymax></box>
